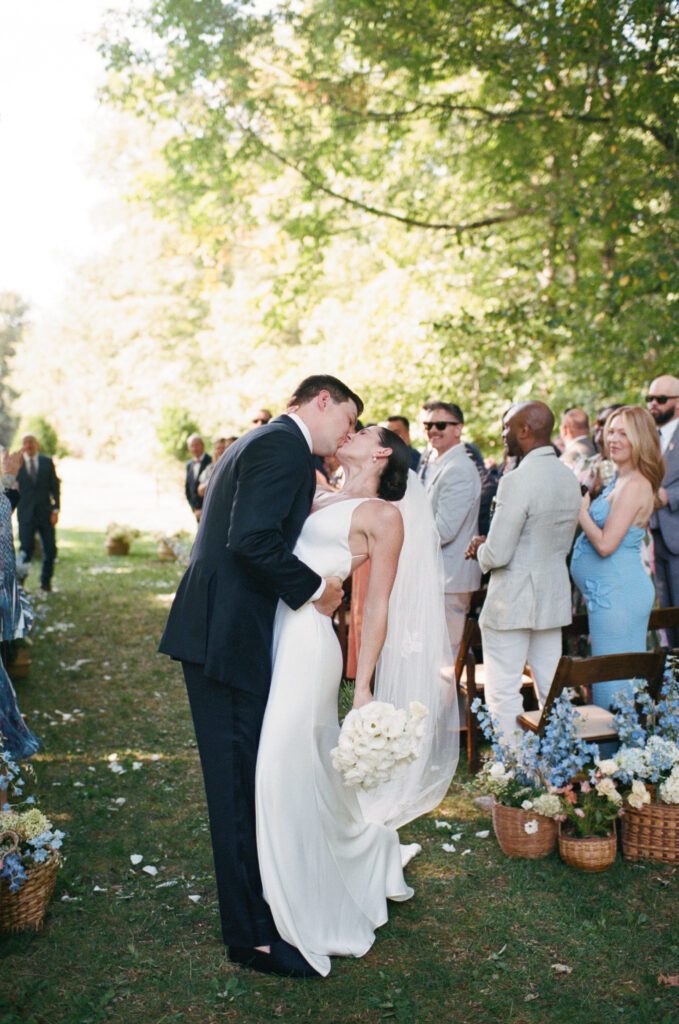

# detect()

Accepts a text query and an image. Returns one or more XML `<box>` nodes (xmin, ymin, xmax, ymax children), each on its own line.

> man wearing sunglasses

<box><xmin>420</xmin><ymin>401</ymin><xmax>481</xmax><ymax>661</ymax></box>
<box><xmin>647</xmin><ymin>375</ymin><xmax>679</xmax><ymax>646</ymax></box>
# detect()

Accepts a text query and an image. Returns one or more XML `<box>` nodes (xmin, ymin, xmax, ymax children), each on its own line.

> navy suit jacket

<box><xmin>185</xmin><ymin>453</ymin><xmax>212</xmax><ymax>511</ymax></box>
<box><xmin>160</xmin><ymin>416</ymin><xmax>322</xmax><ymax>694</ymax></box>
<box><xmin>16</xmin><ymin>455</ymin><xmax>60</xmax><ymax>526</ymax></box>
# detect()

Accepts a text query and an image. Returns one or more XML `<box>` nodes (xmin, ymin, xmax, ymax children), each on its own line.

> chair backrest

<box><xmin>649</xmin><ymin>607</ymin><xmax>679</xmax><ymax>631</ymax></box>
<box><xmin>535</xmin><ymin>649</ymin><xmax>667</xmax><ymax>735</ymax></box>
<box><xmin>562</xmin><ymin>607</ymin><xmax>679</xmax><ymax>645</ymax></box>
<box><xmin>455</xmin><ymin>616</ymin><xmax>482</xmax><ymax>683</ymax></box>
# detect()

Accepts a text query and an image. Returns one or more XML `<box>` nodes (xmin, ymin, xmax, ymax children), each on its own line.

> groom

<box><xmin>160</xmin><ymin>375</ymin><xmax>362</xmax><ymax>978</ymax></box>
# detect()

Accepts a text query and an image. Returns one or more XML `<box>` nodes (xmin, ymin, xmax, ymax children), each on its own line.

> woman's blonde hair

<box><xmin>603</xmin><ymin>405</ymin><xmax>664</xmax><ymax>494</ymax></box>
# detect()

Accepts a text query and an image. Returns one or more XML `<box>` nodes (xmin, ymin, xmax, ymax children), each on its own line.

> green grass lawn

<box><xmin>1</xmin><ymin>529</ymin><xmax>677</xmax><ymax>1024</ymax></box>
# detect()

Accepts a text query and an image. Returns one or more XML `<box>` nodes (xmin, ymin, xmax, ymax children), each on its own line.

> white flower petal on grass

<box><xmin>114</xmin><ymin>798</ymin><xmax>126</xmax><ymax>806</ymax></box>
<box><xmin>441</xmin><ymin>843</ymin><xmax>456</xmax><ymax>853</ymax></box>
<box><xmin>475</xmin><ymin>830</ymin><xmax>490</xmax><ymax>839</ymax></box>
<box><xmin>188</xmin><ymin>894</ymin><xmax>202</xmax><ymax>903</ymax></box>
<box><xmin>435</xmin><ymin>820</ymin><xmax>452</xmax><ymax>830</ymax></box>
<box><xmin>155</xmin><ymin>880</ymin><xmax>179</xmax><ymax>889</ymax></box>
<box><xmin>73</xmin><ymin>782</ymin><xmax>85</xmax><ymax>788</ymax></box>
<box><xmin>93</xmin><ymin>885</ymin><xmax>107</xmax><ymax>892</ymax></box>
<box><xmin>451</xmin><ymin>833</ymin><xmax>463</xmax><ymax>842</ymax></box>
<box><xmin>551</xmin><ymin>963</ymin><xmax>573</xmax><ymax>974</ymax></box>
<box><xmin>109</xmin><ymin>763</ymin><xmax>126</xmax><ymax>775</ymax></box>
<box><xmin>142</xmin><ymin>865</ymin><xmax>158</xmax><ymax>876</ymax></box>
<box><xmin>132</xmin><ymin>762</ymin><xmax>143</xmax><ymax>771</ymax></box>
<box><xmin>461</xmin><ymin>849</ymin><xmax>472</xmax><ymax>856</ymax></box>
<box><xmin>130</xmin><ymin>854</ymin><xmax>143</xmax><ymax>865</ymax></box>
<box><xmin>107</xmin><ymin>753</ymin><xmax>119</xmax><ymax>762</ymax></box>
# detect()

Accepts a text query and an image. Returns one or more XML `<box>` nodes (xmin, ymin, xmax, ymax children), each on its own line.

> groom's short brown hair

<box><xmin>289</xmin><ymin>375</ymin><xmax>364</xmax><ymax>416</ymax></box>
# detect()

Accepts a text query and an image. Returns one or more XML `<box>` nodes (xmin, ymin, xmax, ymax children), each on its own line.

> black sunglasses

<box><xmin>423</xmin><ymin>420</ymin><xmax>461</xmax><ymax>431</ymax></box>
<box><xmin>645</xmin><ymin>394</ymin><xmax>679</xmax><ymax>404</ymax></box>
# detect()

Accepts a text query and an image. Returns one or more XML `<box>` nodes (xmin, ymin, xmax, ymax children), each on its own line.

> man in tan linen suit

<box><xmin>466</xmin><ymin>402</ymin><xmax>581</xmax><ymax>747</ymax></box>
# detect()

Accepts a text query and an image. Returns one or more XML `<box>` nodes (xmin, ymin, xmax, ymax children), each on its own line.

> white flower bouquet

<box><xmin>330</xmin><ymin>700</ymin><xmax>429</xmax><ymax>790</ymax></box>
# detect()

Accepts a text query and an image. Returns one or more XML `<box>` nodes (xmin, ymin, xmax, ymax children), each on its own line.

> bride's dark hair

<box><xmin>376</xmin><ymin>427</ymin><xmax>410</xmax><ymax>501</ymax></box>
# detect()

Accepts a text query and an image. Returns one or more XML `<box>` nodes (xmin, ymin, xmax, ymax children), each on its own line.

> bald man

<box><xmin>560</xmin><ymin>408</ymin><xmax>596</xmax><ymax>468</ymax></box>
<box><xmin>466</xmin><ymin>402</ymin><xmax>581</xmax><ymax>747</ymax></box>
<box><xmin>648</xmin><ymin>374</ymin><xmax>679</xmax><ymax>646</ymax></box>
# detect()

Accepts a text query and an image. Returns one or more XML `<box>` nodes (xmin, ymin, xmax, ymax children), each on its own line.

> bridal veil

<box><xmin>359</xmin><ymin>470</ymin><xmax>460</xmax><ymax>829</ymax></box>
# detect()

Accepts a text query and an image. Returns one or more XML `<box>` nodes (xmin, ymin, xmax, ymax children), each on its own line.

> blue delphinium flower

<box><xmin>0</xmin><ymin>851</ymin><xmax>27</xmax><ymax>893</ymax></box>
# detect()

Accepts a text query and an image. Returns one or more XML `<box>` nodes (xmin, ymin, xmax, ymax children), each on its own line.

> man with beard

<box><xmin>647</xmin><ymin>374</ymin><xmax>679</xmax><ymax>647</ymax></box>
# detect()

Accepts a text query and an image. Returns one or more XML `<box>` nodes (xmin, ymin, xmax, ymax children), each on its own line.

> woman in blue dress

<box><xmin>571</xmin><ymin>406</ymin><xmax>664</xmax><ymax>709</ymax></box>
<box><xmin>0</xmin><ymin>448</ymin><xmax>39</xmax><ymax>760</ymax></box>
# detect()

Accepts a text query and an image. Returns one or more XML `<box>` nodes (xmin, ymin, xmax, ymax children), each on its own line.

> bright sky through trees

<box><xmin>0</xmin><ymin>0</ymin><xmax>129</xmax><ymax>309</ymax></box>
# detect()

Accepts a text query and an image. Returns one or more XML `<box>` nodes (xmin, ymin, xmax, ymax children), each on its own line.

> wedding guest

<box><xmin>385</xmin><ymin>415</ymin><xmax>421</xmax><ymax>471</ymax></box>
<box><xmin>571</xmin><ymin>406</ymin><xmax>664</xmax><ymax>705</ymax></box>
<box><xmin>648</xmin><ymin>375</ymin><xmax>679</xmax><ymax>647</ymax></box>
<box><xmin>576</xmin><ymin>403</ymin><xmax>623</xmax><ymax>494</ymax></box>
<box><xmin>250</xmin><ymin>409</ymin><xmax>272</xmax><ymax>428</ymax></box>
<box><xmin>466</xmin><ymin>402</ymin><xmax>581</xmax><ymax>747</ymax></box>
<box><xmin>559</xmin><ymin>408</ymin><xmax>596</xmax><ymax>469</ymax></box>
<box><xmin>198</xmin><ymin>437</ymin><xmax>237</xmax><ymax>498</ymax></box>
<box><xmin>422</xmin><ymin>402</ymin><xmax>481</xmax><ymax>661</ymax></box>
<box><xmin>16</xmin><ymin>434</ymin><xmax>60</xmax><ymax>594</ymax></box>
<box><xmin>185</xmin><ymin>434</ymin><xmax>211</xmax><ymax>522</ymax></box>
<box><xmin>0</xmin><ymin>448</ymin><xmax>38</xmax><ymax>760</ymax></box>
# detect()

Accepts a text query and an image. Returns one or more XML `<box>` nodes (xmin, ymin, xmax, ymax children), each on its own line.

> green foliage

<box><xmin>97</xmin><ymin>0</ymin><xmax>678</xmax><ymax>443</ymax></box>
<box><xmin>0</xmin><ymin>292</ymin><xmax>28</xmax><ymax>446</ymax></box>
<box><xmin>14</xmin><ymin>415</ymin><xmax>63</xmax><ymax>457</ymax></box>
<box><xmin>157</xmin><ymin>404</ymin><xmax>201</xmax><ymax>461</ymax></box>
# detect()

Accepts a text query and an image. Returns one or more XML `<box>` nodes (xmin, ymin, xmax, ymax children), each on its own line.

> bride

<box><xmin>256</xmin><ymin>425</ymin><xmax>459</xmax><ymax>977</ymax></box>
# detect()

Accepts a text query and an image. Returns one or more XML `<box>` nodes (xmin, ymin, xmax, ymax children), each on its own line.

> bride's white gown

<box><xmin>256</xmin><ymin>498</ymin><xmax>416</xmax><ymax>977</ymax></box>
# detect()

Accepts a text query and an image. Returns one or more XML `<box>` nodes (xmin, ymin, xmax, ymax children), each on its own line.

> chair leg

<box><xmin>466</xmin><ymin>694</ymin><xmax>479</xmax><ymax>773</ymax></box>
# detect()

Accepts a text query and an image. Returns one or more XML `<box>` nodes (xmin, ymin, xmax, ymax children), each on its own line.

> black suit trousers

<box><xmin>183</xmin><ymin>661</ymin><xmax>277</xmax><ymax>947</ymax></box>
<box><xmin>19</xmin><ymin>518</ymin><xmax>57</xmax><ymax>588</ymax></box>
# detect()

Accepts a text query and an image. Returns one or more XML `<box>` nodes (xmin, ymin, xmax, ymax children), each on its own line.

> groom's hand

<box><xmin>312</xmin><ymin>576</ymin><xmax>344</xmax><ymax>617</ymax></box>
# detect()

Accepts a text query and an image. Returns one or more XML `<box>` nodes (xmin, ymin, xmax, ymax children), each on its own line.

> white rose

<box><xmin>596</xmin><ymin>758</ymin><xmax>618</xmax><ymax>777</ymax></box>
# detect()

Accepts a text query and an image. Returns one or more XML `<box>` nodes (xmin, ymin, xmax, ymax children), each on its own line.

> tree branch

<box><xmin>240</xmin><ymin>124</ymin><xmax>536</xmax><ymax>233</ymax></box>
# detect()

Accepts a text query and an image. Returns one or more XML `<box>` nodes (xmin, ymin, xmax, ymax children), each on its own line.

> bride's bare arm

<box><xmin>352</xmin><ymin>503</ymin><xmax>404</xmax><ymax>708</ymax></box>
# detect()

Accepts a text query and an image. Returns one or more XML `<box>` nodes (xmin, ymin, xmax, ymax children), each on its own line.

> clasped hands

<box><xmin>312</xmin><ymin>576</ymin><xmax>344</xmax><ymax>617</ymax></box>
<box><xmin>464</xmin><ymin>535</ymin><xmax>486</xmax><ymax>561</ymax></box>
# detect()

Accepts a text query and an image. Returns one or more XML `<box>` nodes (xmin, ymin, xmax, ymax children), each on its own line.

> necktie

<box><xmin>29</xmin><ymin>457</ymin><xmax>37</xmax><ymax>482</ymax></box>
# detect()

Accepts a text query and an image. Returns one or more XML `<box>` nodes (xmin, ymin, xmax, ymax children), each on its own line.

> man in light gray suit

<box><xmin>466</xmin><ymin>402</ymin><xmax>581</xmax><ymax>746</ymax></box>
<box><xmin>648</xmin><ymin>374</ymin><xmax>679</xmax><ymax>647</ymax></box>
<box><xmin>422</xmin><ymin>401</ymin><xmax>481</xmax><ymax>660</ymax></box>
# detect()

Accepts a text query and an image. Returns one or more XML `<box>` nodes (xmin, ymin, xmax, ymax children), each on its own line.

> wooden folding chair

<box><xmin>455</xmin><ymin>600</ymin><xmax>536</xmax><ymax>772</ymax></box>
<box><xmin>517</xmin><ymin>649</ymin><xmax>667</xmax><ymax>742</ymax></box>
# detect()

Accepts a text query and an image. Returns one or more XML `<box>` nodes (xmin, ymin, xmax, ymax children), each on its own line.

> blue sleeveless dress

<box><xmin>570</xmin><ymin>478</ymin><xmax>655</xmax><ymax>708</ymax></box>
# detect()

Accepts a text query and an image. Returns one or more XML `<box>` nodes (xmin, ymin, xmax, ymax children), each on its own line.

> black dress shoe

<box><xmin>228</xmin><ymin>939</ymin><xmax>321</xmax><ymax>979</ymax></box>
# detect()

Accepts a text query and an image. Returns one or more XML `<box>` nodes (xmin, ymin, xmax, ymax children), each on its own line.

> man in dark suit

<box><xmin>16</xmin><ymin>434</ymin><xmax>60</xmax><ymax>593</ymax></box>
<box><xmin>160</xmin><ymin>375</ymin><xmax>361</xmax><ymax>977</ymax></box>
<box><xmin>185</xmin><ymin>434</ymin><xmax>211</xmax><ymax>522</ymax></box>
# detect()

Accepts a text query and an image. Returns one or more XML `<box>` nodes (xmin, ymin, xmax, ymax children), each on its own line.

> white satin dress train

<box><xmin>255</xmin><ymin>498</ymin><xmax>415</xmax><ymax>977</ymax></box>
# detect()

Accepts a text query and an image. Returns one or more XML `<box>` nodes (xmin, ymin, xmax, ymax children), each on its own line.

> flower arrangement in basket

<box><xmin>0</xmin><ymin>745</ymin><xmax>64</xmax><ymax>931</ymax></box>
<box><xmin>602</xmin><ymin>656</ymin><xmax>679</xmax><ymax>864</ymax></box>
<box><xmin>472</xmin><ymin>694</ymin><xmax>606</xmax><ymax>861</ymax></box>
<box><xmin>105</xmin><ymin>523</ymin><xmax>140</xmax><ymax>555</ymax></box>
<box><xmin>153</xmin><ymin>531</ymin><xmax>191</xmax><ymax>564</ymax></box>
<box><xmin>330</xmin><ymin>701</ymin><xmax>429</xmax><ymax>790</ymax></box>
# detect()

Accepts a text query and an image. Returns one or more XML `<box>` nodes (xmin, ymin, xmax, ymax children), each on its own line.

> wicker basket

<box><xmin>106</xmin><ymin>538</ymin><xmax>130</xmax><ymax>556</ymax></box>
<box><xmin>7</xmin><ymin>641</ymin><xmax>32</xmax><ymax>681</ymax></box>
<box><xmin>157</xmin><ymin>540</ymin><xmax>177</xmax><ymax>562</ymax></box>
<box><xmin>0</xmin><ymin>854</ymin><xmax>60</xmax><ymax>932</ymax></box>
<box><xmin>621</xmin><ymin>801</ymin><xmax>679</xmax><ymax>864</ymax></box>
<box><xmin>491</xmin><ymin>801</ymin><xmax>558</xmax><ymax>858</ymax></box>
<box><xmin>558</xmin><ymin>827</ymin><xmax>617</xmax><ymax>872</ymax></box>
